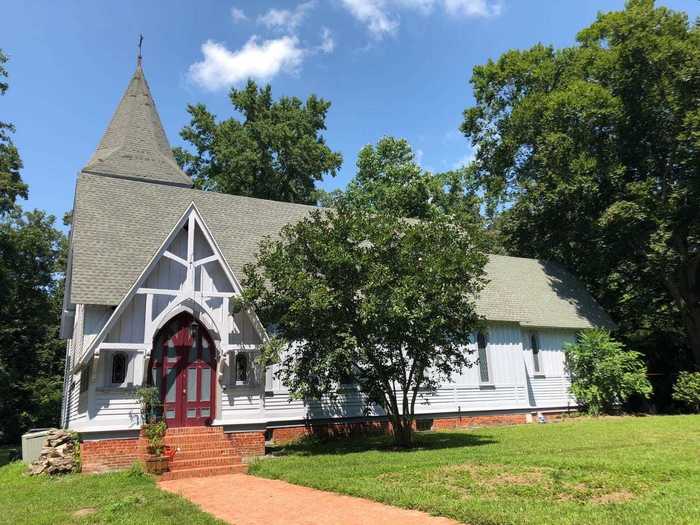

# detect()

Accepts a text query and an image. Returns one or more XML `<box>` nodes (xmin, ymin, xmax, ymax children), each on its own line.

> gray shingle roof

<box><xmin>82</xmin><ymin>62</ymin><xmax>193</xmax><ymax>188</ymax></box>
<box><xmin>69</xmin><ymin>173</ymin><xmax>612</xmax><ymax>330</ymax></box>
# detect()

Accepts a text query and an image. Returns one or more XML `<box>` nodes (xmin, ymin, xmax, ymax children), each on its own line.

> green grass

<box><xmin>0</xmin><ymin>462</ymin><xmax>223</xmax><ymax>525</ymax></box>
<box><xmin>250</xmin><ymin>415</ymin><xmax>700</xmax><ymax>525</ymax></box>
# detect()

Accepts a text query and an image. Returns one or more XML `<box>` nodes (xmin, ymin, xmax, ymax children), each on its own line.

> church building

<box><xmin>60</xmin><ymin>58</ymin><xmax>612</xmax><ymax>477</ymax></box>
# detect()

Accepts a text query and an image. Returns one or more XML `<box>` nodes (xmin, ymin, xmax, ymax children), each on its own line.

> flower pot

<box><xmin>144</xmin><ymin>455</ymin><xmax>169</xmax><ymax>475</ymax></box>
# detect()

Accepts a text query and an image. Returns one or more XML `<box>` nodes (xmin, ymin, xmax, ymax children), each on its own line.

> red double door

<box><xmin>150</xmin><ymin>315</ymin><xmax>216</xmax><ymax>427</ymax></box>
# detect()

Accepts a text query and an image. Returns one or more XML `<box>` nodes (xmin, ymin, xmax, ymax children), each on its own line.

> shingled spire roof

<box><xmin>82</xmin><ymin>58</ymin><xmax>193</xmax><ymax>187</ymax></box>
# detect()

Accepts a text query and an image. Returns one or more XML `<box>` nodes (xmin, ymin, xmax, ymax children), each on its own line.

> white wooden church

<box><xmin>59</xmin><ymin>59</ymin><xmax>612</xmax><ymax>474</ymax></box>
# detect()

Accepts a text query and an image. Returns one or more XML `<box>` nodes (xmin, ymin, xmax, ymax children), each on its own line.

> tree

<box><xmin>0</xmin><ymin>49</ymin><xmax>28</xmax><ymax>214</ymax></box>
<box><xmin>565</xmin><ymin>330</ymin><xmax>652</xmax><ymax>415</ymax></box>
<box><xmin>0</xmin><ymin>210</ymin><xmax>65</xmax><ymax>442</ymax></box>
<box><xmin>461</xmin><ymin>1</ymin><xmax>700</xmax><ymax>367</ymax></box>
<box><xmin>242</xmin><ymin>198</ymin><xmax>488</xmax><ymax>447</ymax></box>
<box><xmin>340</xmin><ymin>136</ymin><xmax>481</xmax><ymax>221</ymax></box>
<box><xmin>174</xmin><ymin>80</ymin><xmax>342</xmax><ymax>205</ymax></box>
<box><xmin>0</xmin><ymin>50</ymin><xmax>65</xmax><ymax>442</ymax></box>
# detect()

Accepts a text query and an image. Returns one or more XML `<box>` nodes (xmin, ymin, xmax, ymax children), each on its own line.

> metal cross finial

<box><xmin>137</xmin><ymin>34</ymin><xmax>144</xmax><ymax>65</ymax></box>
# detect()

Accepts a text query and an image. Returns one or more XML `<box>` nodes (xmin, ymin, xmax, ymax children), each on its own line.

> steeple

<box><xmin>83</xmin><ymin>47</ymin><xmax>193</xmax><ymax>188</ymax></box>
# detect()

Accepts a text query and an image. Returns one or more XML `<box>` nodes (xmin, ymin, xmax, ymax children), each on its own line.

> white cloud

<box><xmin>258</xmin><ymin>1</ymin><xmax>316</xmax><ymax>32</ymax></box>
<box><xmin>189</xmin><ymin>37</ymin><xmax>305</xmax><ymax>91</ymax></box>
<box><xmin>340</xmin><ymin>0</ymin><xmax>399</xmax><ymax>39</ymax></box>
<box><xmin>443</xmin><ymin>0</ymin><xmax>501</xmax><ymax>17</ymax></box>
<box><xmin>340</xmin><ymin>0</ymin><xmax>501</xmax><ymax>38</ymax></box>
<box><xmin>319</xmin><ymin>27</ymin><xmax>335</xmax><ymax>54</ymax></box>
<box><xmin>230</xmin><ymin>7</ymin><xmax>248</xmax><ymax>23</ymax></box>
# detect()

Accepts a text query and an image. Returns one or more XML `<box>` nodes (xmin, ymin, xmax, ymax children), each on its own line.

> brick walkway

<box><xmin>159</xmin><ymin>473</ymin><xmax>462</xmax><ymax>525</ymax></box>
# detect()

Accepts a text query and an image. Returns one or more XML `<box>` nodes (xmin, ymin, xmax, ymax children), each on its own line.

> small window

<box><xmin>235</xmin><ymin>353</ymin><xmax>248</xmax><ymax>384</ymax></box>
<box><xmin>111</xmin><ymin>353</ymin><xmax>127</xmax><ymax>385</ymax></box>
<box><xmin>531</xmin><ymin>334</ymin><xmax>541</xmax><ymax>374</ymax></box>
<box><xmin>477</xmin><ymin>331</ymin><xmax>490</xmax><ymax>383</ymax></box>
<box><xmin>79</xmin><ymin>363</ymin><xmax>91</xmax><ymax>393</ymax></box>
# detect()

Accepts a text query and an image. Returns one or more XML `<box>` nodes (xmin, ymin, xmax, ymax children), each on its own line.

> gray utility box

<box><xmin>21</xmin><ymin>428</ymin><xmax>52</xmax><ymax>464</ymax></box>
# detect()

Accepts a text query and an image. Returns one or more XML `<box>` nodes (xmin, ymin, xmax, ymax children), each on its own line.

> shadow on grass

<box><xmin>0</xmin><ymin>446</ymin><xmax>20</xmax><ymax>467</ymax></box>
<box><xmin>268</xmin><ymin>430</ymin><xmax>497</xmax><ymax>457</ymax></box>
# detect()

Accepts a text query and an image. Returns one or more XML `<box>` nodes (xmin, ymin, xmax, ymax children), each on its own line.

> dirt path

<box><xmin>159</xmin><ymin>473</ymin><xmax>462</xmax><ymax>525</ymax></box>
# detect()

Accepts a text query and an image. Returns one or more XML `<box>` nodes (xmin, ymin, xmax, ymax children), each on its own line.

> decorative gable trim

<box><xmin>72</xmin><ymin>202</ymin><xmax>265</xmax><ymax>372</ymax></box>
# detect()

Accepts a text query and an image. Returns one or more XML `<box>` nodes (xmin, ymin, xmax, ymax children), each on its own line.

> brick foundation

<box><xmin>81</xmin><ymin>437</ymin><xmax>144</xmax><ymax>473</ymax></box>
<box><xmin>429</xmin><ymin>413</ymin><xmax>527</xmax><ymax>430</ymax></box>
<box><xmin>270</xmin><ymin>413</ymin><xmax>538</xmax><ymax>444</ymax></box>
<box><xmin>270</xmin><ymin>420</ymin><xmax>391</xmax><ymax>444</ymax></box>
<box><xmin>227</xmin><ymin>431</ymin><xmax>265</xmax><ymax>458</ymax></box>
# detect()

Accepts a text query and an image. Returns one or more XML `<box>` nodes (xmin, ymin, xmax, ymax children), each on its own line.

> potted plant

<box><xmin>142</xmin><ymin>420</ymin><xmax>168</xmax><ymax>474</ymax></box>
<box><xmin>136</xmin><ymin>387</ymin><xmax>169</xmax><ymax>475</ymax></box>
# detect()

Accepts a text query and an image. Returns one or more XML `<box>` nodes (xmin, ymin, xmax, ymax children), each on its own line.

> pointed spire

<box><xmin>83</xmin><ymin>50</ymin><xmax>193</xmax><ymax>188</ymax></box>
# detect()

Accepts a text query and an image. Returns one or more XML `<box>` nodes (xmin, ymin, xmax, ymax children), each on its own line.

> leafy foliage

<box><xmin>0</xmin><ymin>50</ymin><xmax>65</xmax><ymax>443</ymax></box>
<box><xmin>174</xmin><ymin>80</ymin><xmax>342</xmax><ymax>204</ymax></box>
<box><xmin>243</xmin><ymin>192</ymin><xmax>488</xmax><ymax>447</ymax></box>
<box><xmin>136</xmin><ymin>386</ymin><xmax>162</xmax><ymax>424</ymax></box>
<box><xmin>342</xmin><ymin>136</ymin><xmax>481</xmax><ymax>221</ymax></box>
<box><xmin>461</xmin><ymin>1</ymin><xmax>700</xmax><ymax>373</ymax></box>
<box><xmin>142</xmin><ymin>421</ymin><xmax>166</xmax><ymax>456</ymax></box>
<box><xmin>672</xmin><ymin>371</ymin><xmax>700</xmax><ymax>413</ymax></box>
<box><xmin>565</xmin><ymin>330</ymin><xmax>652</xmax><ymax>415</ymax></box>
<box><xmin>0</xmin><ymin>50</ymin><xmax>28</xmax><ymax>216</ymax></box>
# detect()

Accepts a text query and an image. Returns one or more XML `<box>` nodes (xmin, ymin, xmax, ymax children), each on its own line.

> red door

<box><xmin>150</xmin><ymin>315</ymin><xmax>216</xmax><ymax>427</ymax></box>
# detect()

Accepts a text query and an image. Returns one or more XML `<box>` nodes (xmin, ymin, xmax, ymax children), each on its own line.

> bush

<box><xmin>565</xmin><ymin>329</ymin><xmax>652</xmax><ymax>415</ymax></box>
<box><xmin>672</xmin><ymin>371</ymin><xmax>700</xmax><ymax>413</ymax></box>
<box><xmin>142</xmin><ymin>421</ymin><xmax>167</xmax><ymax>456</ymax></box>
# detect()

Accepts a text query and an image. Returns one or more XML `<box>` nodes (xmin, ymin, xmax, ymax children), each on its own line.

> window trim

<box><xmin>476</xmin><ymin>331</ymin><xmax>493</xmax><ymax>386</ymax></box>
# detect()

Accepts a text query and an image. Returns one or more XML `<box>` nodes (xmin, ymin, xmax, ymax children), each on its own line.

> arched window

<box><xmin>235</xmin><ymin>353</ymin><xmax>248</xmax><ymax>384</ymax></box>
<box><xmin>111</xmin><ymin>353</ymin><xmax>127</xmax><ymax>385</ymax></box>
<box><xmin>531</xmin><ymin>333</ymin><xmax>541</xmax><ymax>374</ymax></box>
<box><xmin>476</xmin><ymin>331</ymin><xmax>490</xmax><ymax>383</ymax></box>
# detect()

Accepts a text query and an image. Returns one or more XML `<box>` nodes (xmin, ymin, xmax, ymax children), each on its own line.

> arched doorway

<box><xmin>149</xmin><ymin>313</ymin><xmax>216</xmax><ymax>427</ymax></box>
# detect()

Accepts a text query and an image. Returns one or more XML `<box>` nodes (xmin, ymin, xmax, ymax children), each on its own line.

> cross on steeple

<box><xmin>137</xmin><ymin>34</ymin><xmax>143</xmax><ymax>66</ymax></box>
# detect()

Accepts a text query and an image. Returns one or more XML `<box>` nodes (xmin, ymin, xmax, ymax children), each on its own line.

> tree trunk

<box><xmin>390</xmin><ymin>414</ymin><xmax>414</xmax><ymax>448</ymax></box>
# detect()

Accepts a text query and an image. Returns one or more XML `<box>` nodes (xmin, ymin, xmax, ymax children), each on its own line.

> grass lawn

<box><xmin>250</xmin><ymin>415</ymin><xmax>700</xmax><ymax>525</ymax></box>
<box><xmin>0</xmin><ymin>462</ymin><xmax>222</xmax><ymax>525</ymax></box>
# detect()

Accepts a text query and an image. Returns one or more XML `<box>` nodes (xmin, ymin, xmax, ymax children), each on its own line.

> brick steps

<box><xmin>160</xmin><ymin>464</ymin><xmax>248</xmax><ymax>481</ymax></box>
<box><xmin>170</xmin><ymin>456</ymin><xmax>243</xmax><ymax>471</ymax></box>
<box><xmin>171</xmin><ymin>448</ymin><xmax>240</xmax><ymax>461</ymax></box>
<box><xmin>160</xmin><ymin>426</ymin><xmax>246</xmax><ymax>480</ymax></box>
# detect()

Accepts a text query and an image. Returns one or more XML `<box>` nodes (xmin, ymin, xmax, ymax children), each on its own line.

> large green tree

<box><xmin>342</xmin><ymin>136</ymin><xmax>481</xmax><ymax>222</ymax></box>
<box><xmin>174</xmin><ymin>80</ymin><xmax>342</xmax><ymax>205</ymax></box>
<box><xmin>0</xmin><ymin>50</ymin><xmax>27</xmax><ymax>214</ymax></box>
<box><xmin>242</xmin><ymin>197</ymin><xmax>488</xmax><ymax>447</ymax></box>
<box><xmin>0</xmin><ymin>49</ymin><xmax>65</xmax><ymax>442</ymax></box>
<box><xmin>461</xmin><ymin>1</ymin><xmax>700</xmax><ymax>368</ymax></box>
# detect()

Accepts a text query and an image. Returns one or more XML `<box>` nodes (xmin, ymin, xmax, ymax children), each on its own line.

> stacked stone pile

<box><xmin>29</xmin><ymin>429</ymin><xmax>78</xmax><ymax>475</ymax></box>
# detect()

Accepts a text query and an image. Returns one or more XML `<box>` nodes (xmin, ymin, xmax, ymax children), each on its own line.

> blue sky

<box><xmin>3</xmin><ymin>0</ymin><xmax>699</xmax><ymax>228</ymax></box>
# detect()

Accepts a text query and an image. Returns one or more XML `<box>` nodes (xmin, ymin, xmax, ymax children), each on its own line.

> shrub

<box><xmin>565</xmin><ymin>329</ymin><xmax>652</xmax><ymax>415</ymax></box>
<box><xmin>672</xmin><ymin>371</ymin><xmax>700</xmax><ymax>413</ymax></box>
<box><xmin>142</xmin><ymin>421</ymin><xmax>167</xmax><ymax>456</ymax></box>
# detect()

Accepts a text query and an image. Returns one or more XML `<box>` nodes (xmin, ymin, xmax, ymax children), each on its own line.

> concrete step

<box><xmin>159</xmin><ymin>463</ymin><xmax>248</xmax><ymax>481</ymax></box>
<box><xmin>170</xmin><ymin>456</ymin><xmax>243</xmax><ymax>471</ymax></box>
